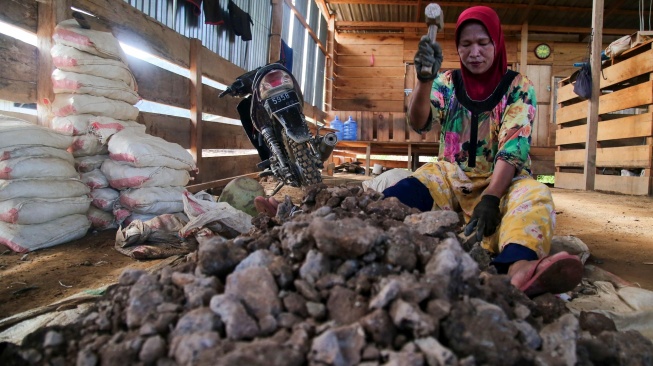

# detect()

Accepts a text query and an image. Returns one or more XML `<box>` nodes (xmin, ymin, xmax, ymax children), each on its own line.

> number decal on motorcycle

<box><xmin>271</xmin><ymin>93</ymin><xmax>289</xmax><ymax>104</ymax></box>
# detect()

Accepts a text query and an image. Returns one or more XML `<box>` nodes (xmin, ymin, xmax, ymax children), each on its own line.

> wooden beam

<box><xmin>328</xmin><ymin>0</ymin><xmax>639</xmax><ymax>15</ymax></box>
<box><xmin>268</xmin><ymin>0</ymin><xmax>282</xmax><ymax>63</ymax></box>
<box><xmin>518</xmin><ymin>0</ymin><xmax>536</xmax><ymax>25</ymax></box>
<box><xmin>284</xmin><ymin>0</ymin><xmax>328</xmax><ymax>56</ymax></box>
<box><xmin>335</xmin><ymin>21</ymin><xmax>635</xmax><ymax>35</ymax></box>
<box><xmin>315</xmin><ymin>0</ymin><xmax>332</xmax><ymax>22</ymax></box>
<box><xmin>0</xmin><ymin>0</ymin><xmax>38</xmax><ymax>33</ymax></box>
<box><xmin>37</xmin><ymin>0</ymin><xmax>70</xmax><ymax>127</ymax></box>
<box><xmin>325</xmin><ymin>16</ymin><xmax>335</xmax><ymax>111</ymax></box>
<box><xmin>190</xmin><ymin>39</ymin><xmax>203</xmax><ymax>182</ymax></box>
<box><xmin>520</xmin><ymin>22</ymin><xmax>528</xmax><ymax>73</ymax></box>
<box><xmin>584</xmin><ymin>0</ymin><xmax>603</xmax><ymax>191</ymax></box>
<box><xmin>0</xmin><ymin>34</ymin><xmax>37</xmax><ymax>104</ymax></box>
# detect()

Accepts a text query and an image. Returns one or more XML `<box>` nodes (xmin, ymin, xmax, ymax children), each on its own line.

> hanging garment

<box><xmin>186</xmin><ymin>0</ymin><xmax>224</xmax><ymax>25</ymax></box>
<box><xmin>228</xmin><ymin>0</ymin><xmax>253</xmax><ymax>41</ymax></box>
<box><xmin>280</xmin><ymin>39</ymin><xmax>293</xmax><ymax>71</ymax></box>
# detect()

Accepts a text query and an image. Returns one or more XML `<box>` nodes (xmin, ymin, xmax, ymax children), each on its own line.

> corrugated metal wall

<box><xmin>126</xmin><ymin>0</ymin><xmax>326</xmax><ymax>109</ymax></box>
<box><xmin>124</xmin><ymin>0</ymin><xmax>268</xmax><ymax>72</ymax></box>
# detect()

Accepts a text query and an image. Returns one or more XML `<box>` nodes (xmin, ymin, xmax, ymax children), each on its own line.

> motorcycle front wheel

<box><xmin>285</xmin><ymin>132</ymin><xmax>322</xmax><ymax>186</ymax></box>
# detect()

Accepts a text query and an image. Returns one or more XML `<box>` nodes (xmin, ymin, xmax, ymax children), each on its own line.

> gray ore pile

<box><xmin>1</xmin><ymin>184</ymin><xmax>652</xmax><ymax>365</ymax></box>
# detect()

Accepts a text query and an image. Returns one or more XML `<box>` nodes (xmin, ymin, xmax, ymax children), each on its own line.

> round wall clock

<box><xmin>535</xmin><ymin>43</ymin><xmax>551</xmax><ymax>60</ymax></box>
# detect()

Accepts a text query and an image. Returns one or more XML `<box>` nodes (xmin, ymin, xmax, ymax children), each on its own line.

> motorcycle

<box><xmin>219</xmin><ymin>62</ymin><xmax>337</xmax><ymax>196</ymax></box>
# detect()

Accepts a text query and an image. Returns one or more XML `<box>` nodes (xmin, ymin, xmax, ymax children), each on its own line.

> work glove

<box><xmin>464</xmin><ymin>195</ymin><xmax>502</xmax><ymax>242</ymax></box>
<box><xmin>414</xmin><ymin>35</ymin><xmax>443</xmax><ymax>82</ymax></box>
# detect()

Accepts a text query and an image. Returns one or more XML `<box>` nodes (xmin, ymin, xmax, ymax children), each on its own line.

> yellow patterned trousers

<box><xmin>411</xmin><ymin>161</ymin><xmax>555</xmax><ymax>257</ymax></box>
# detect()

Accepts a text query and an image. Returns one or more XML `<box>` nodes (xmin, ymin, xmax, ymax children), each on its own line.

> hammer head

<box><xmin>425</xmin><ymin>3</ymin><xmax>444</xmax><ymax>29</ymax></box>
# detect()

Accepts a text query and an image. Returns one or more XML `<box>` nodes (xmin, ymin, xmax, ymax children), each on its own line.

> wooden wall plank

<box><xmin>556</xmin><ymin>80</ymin><xmax>653</xmax><ymax>124</ymax></box>
<box><xmin>336</xmin><ymin>44</ymin><xmax>402</xmax><ymax>56</ymax></box>
<box><xmin>335</xmin><ymin>77</ymin><xmax>404</xmax><ymax>89</ymax></box>
<box><xmin>138</xmin><ymin>112</ymin><xmax>190</xmax><ymax>148</ymax></box>
<box><xmin>125</xmin><ymin>55</ymin><xmax>189</xmax><ymax>109</ymax></box>
<box><xmin>393</xmin><ymin>113</ymin><xmax>407</xmax><ymax>142</ymax></box>
<box><xmin>0</xmin><ymin>34</ymin><xmax>37</xmax><ymax>104</ymax></box>
<box><xmin>200</xmin><ymin>155</ymin><xmax>262</xmax><ymax>182</ymax></box>
<box><xmin>336</xmin><ymin>55</ymin><xmax>403</xmax><ymax>67</ymax></box>
<box><xmin>201</xmin><ymin>47</ymin><xmax>246</xmax><ymax>87</ymax></box>
<box><xmin>335</xmin><ymin>66</ymin><xmax>405</xmax><ymax>78</ymax></box>
<box><xmin>333</xmin><ymin>89</ymin><xmax>403</xmax><ymax>101</ymax></box>
<box><xmin>335</xmin><ymin>33</ymin><xmax>404</xmax><ymax>45</ymax></box>
<box><xmin>555</xmin><ymin>172</ymin><xmax>650</xmax><ymax>195</ymax></box>
<box><xmin>556</xmin><ymin>112</ymin><xmax>653</xmax><ymax>145</ymax></box>
<box><xmin>202</xmin><ymin>86</ymin><xmax>242</xmax><ymax>120</ymax></box>
<box><xmin>360</xmin><ymin>111</ymin><xmax>373</xmax><ymax>141</ymax></box>
<box><xmin>71</xmin><ymin>0</ymin><xmax>190</xmax><ymax>68</ymax></box>
<box><xmin>0</xmin><ymin>0</ymin><xmax>38</xmax><ymax>33</ymax></box>
<box><xmin>202</xmin><ymin>122</ymin><xmax>253</xmax><ymax>150</ymax></box>
<box><xmin>376</xmin><ymin>112</ymin><xmax>389</xmax><ymax>142</ymax></box>
<box><xmin>333</xmin><ymin>99</ymin><xmax>404</xmax><ymax>112</ymax></box>
<box><xmin>555</xmin><ymin>145</ymin><xmax>652</xmax><ymax>168</ymax></box>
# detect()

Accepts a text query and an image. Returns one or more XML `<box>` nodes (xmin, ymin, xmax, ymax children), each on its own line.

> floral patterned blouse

<box><xmin>413</xmin><ymin>69</ymin><xmax>536</xmax><ymax>175</ymax></box>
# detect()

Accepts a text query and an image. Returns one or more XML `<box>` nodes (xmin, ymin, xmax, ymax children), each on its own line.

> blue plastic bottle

<box><xmin>343</xmin><ymin>115</ymin><xmax>358</xmax><ymax>141</ymax></box>
<box><xmin>330</xmin><ymin>115</ymin><xmax>344</xmax><ymax>142</ymax></box>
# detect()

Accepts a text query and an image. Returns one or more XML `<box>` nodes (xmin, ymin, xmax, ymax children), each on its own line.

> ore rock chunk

<box><xmin>537</xmin><ymin>313</ymin><xmax>579</xmax><ymax>365</ymax></box>
<box><xmin>415</xmin><ymin>337</ymin><xmax>457</xmax><ymax>366</ymax></box>
<box><xmin>404</xmin><ymin>210</ymin><xmax>460</xmax><ymax>238</ymax></box>
<box><xmin>139</xmin><ymin>335</ymin><xmax>166</xmax><ymax>364</ymax></box>
<box><xmin>310</xmin><ymin>324</ymin><xmax>366</xmax><ymax>366</ymax></box>
<box><xmin>360</xmin><ymin>309</ymin><xmax>397</xmax><ymax>348</ymax></box>
<box><xmin>299</xmin><ymin>249</ymin><xmax>331</xmax><ymax>284</ymax></box>
<box><xmin>279</xmin><ymin>221</ymin><xmax>313</xmax><ymax>260</ymax></box>
<box><xmin>215</xmin><ymin>340</ymin><xmax>304</xmax><ymax>366</ymax></box>
<box><xmin>309</xmin><ymin>217</ymin><xmax>385</xmax><ymax>259</ymax></box>
<box><xmin>170</xmin><ymin>331</ymin><xmax>221</xmax><ymax>366</ymax></box>
<box><xmin>327</xmin><ymin>286</ymin><xmax>368</xmax><ymax>325</ymax></box>
<box><xmin>210</xmin><ymin>294</ymin><xmax>260</xmax><ymax>340</ymax></box>
<box><xmin>126</xmin><ymin>274</ymin><xmax>164</xmax><ymax>328</ymax></box>
<box><xmin>577</xmin><ymin>330</ymin><xmax>653</xmax><ymax>365</ymax></box>
<box><xmin>578</xmin><ymin>310</ymin><xmax>617</xmax><ymax>335</ymax></box>
<box><xmin>384</xmin><ymin>226</ymin><xmax>418</xmax><ymax>271</ymax></box>
<box><xmin>424</xmin><ymin>238</ymin><xmax>479</xmax><ymax>299</ymax></box>
<box><xmin>225</xmin><ymin>266</ymin><xmax>281</xmax><ymax>322</ymax></box>
<box><xmin>442</xmin><ymin>298</ymin><xmax>531</xmax><ymax>365</ymax></box>
<box><xmin>389</xmin><ymin>298</ymin><xmax>437</xmax><ymax>338</ymax></box>
<box><xmin>197</xmin><ymin>234</ymin><xmax>247</xmax><ymax>278</ymax></box>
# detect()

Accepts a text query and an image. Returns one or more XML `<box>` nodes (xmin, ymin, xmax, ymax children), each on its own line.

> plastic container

<box><xmin>330</xmin><ymin>115</ymin><xmax>344</xmax><ymax>142</ymax></box>
<box><xmin>343</xmin><ymin>115</ymin><xmax>358</xmax><ymax>141</ymax></box>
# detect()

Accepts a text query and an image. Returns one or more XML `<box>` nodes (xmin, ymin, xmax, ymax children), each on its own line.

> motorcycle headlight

<box><xmin>259</xmin><ymin>70</ymin><xmax>294</xmax><ymax>99</ymax></box>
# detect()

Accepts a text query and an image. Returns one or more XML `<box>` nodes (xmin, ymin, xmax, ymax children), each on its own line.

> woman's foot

<box><xmin>254</xmin><ymin>196</ymin><xmax>279</xmax><ymax>216</ymax></box>
<box><xmin>508</xmin><ymin>251</ymin><xmax>584</xmax><ymax>297</ymax></box>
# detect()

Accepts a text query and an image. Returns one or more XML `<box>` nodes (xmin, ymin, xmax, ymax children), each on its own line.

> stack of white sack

<box><xmin>104</xmin><ymin>130</ymin><xmax>197</xmax><ymax>226</ymax></box>
<box><xmin>49</xmin><ymin>19</ymin><xmax>145</xmax><ymax>230</ymax></box>
<box><xmin>0</xmin><ymin>116</ymin><xmax>91</xmax><ymax>253</ymax></box>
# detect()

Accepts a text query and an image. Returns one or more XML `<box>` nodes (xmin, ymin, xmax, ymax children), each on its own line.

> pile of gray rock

<box><xmin>1</xmin><ymin>183</ymin><xmax>652</xmax><ymax>365</ymax></box>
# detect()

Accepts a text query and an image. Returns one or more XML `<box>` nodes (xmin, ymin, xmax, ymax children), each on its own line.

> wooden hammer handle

<box><xmin>419</xmin><ymin>24</ymin><xmax>439</xmax><ymax>77</ymax></box>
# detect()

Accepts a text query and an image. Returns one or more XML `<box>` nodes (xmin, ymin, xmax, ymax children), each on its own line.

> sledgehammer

<box><xmin>419</xmin><ymin>3</ymin><xmax>444</xmax><ymax>78</ymax></box>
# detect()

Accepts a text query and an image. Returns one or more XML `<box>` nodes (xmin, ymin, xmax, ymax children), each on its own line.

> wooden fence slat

<box><xmin>0</xmin><ymin>0</ymin><xmax>38</xmax><ymax>33</ymax></box>
<box><xmin>556</xmin><ymin>112</ymin><xmax>653</xmax><ymax>145</ymax></box>
<box><xmin>202</xmin><ymin>86</ymin><xmax>242</xmax><ymax>120</ymax></box>
<box><xmin>202</xmin><ymin>122</ymin><xmax>253</xmax><ymax>150</ymax></box>
<box><xmin>0</xmin><ymin>34</ymin><xmax>37</xmax><ymax>104</ymax></box>
<box><xmin>126</xmin><ymin>55</ymin><xmax>189</xmax><ymax>109</ymax></box>
<box><xmin>139</xmin><ymin>112</ymin><xmax>190</xmax><ymax>148</ymax></box>
<box><xmin>376</xmin><ymin>112</ymin><xmax>390</xmax><ymax>142</ymax></box>
<box><xmin>333</xmin><ymin>99</ymin><xmax>404</xmax><ymax>112</ymax></box>
<box><xmin>393</xmin><ymin>113</ymin><xmax>407</xmax><ymax>142</ymax></box>
<box><xmin>555</xmin><ymin>145</ymin><xmax>652</xmax><ymax>168</ymax></box>
<box><xmin>200</xmin><ymin>155</ymin><xmax>262</xmax><ymax>182</ymax></box>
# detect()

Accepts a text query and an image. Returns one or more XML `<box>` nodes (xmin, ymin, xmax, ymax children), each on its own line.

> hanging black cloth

<box><xmin>280</xmin><ymin>39</ymin><xmax>293</xmax><ymax>71</ymax></box>
<box><xmin>451</xmin><ymin>69</ymin><xmax>519</xmax><ymax>168</ymax></box>
<box><xmin>228</xmin><ymin>0</ymin><xmax>253</xmax><ymax>41</ymax></box>
<box><xmin>185</xmin><ymin>0</ymin><xmax>224</xmax><ymax>25</ymax></box>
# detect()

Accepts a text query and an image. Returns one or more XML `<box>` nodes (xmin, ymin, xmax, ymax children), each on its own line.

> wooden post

<box><xmin>365</xmin><ymin>144</ymin><xmax>371</xmax><ymax>176</ymax></box>
<box><xmin>268</xmin><ymin>0</ymin><xmax>282</xmax><ymax>63</ymax></box>
<box><xmin>520</xmin><ymin>22</ymin><xmax>528</xmax><ymax>74</ymax></box>
<box><xmin>37</xmin><ymin>0</ymin><xmax>71</xmax><ymax>127</ymax></box>
<box><xmin>583</xmin><ymin>0</ymin><xmax>604</xmax><ymax>190</ymax></box>
<box><xmin>407</xmin><ymin>143</ymin><xmax>412</xmax><ymax>170</ymax></box>
<box><xmin>325</xmin><ymin>16</ymin><xmax>335</xmax><ymax>112</ymax></box>
<box><xmin>190</xmin><ymin>38</ymin><xmax>203</xmax><ymax>182</ymax></box>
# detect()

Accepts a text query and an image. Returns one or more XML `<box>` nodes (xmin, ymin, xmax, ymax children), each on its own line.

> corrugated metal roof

<box><xmin>326</xmin><ymin>0</ymin><xmax>647</xmax><ymax>34</ymax></box>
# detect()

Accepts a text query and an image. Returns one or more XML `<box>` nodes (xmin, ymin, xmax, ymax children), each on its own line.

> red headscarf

<box><xmin>455</xmin><ymin>6</ymin><xmax>508</xmax><ymax>101</ymax></box>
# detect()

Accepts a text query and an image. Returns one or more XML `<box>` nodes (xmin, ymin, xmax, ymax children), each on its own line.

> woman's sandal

<box><xmin>517</xmin><ymin>251</ymin><xmax>584</xmax><ymax>297</ymax></box>
<box><xmin>254</xmin><ymin>196</ymin><xmax>279</xmax><ymax>216</ymax></box>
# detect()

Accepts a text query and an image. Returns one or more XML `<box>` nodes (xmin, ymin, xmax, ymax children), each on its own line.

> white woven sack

<box><xmin>52</xmin><ymin>114</ymin><xmax>93</xmax><ymax>136</ymax></box>
<box><xmin>123</xmin><ymin>212</ymin><xmax>157</xmax><ymax>226</ymax></box>
<box><xmin>119</xmin><ymin>186</ymin><xmax>186</xmax><ymax>215</ymax></box>
<box><xmin>80</xmin><ymin>169</ymin><xmax>109</xmax><ymax>189</ymax></box>
<box><xmin>75</xmin><ymin>154</ymin><xmax>109</xmax><ymax>173</ymax></box>
<box><xmin>0</xmin><ymin>214</ymin><xmax>90</xmax><ymax>253</ymax></box>
<box><xmin>108</xmin><ymin>130</ymin><xmax>196</xmax><ymax>171</ymax></box>
<box><xmin>70</xmin><ymin>133</ymin><xmax>109</xmax><ymax>157</ymax></box>
<box><xmin>101</xmin><ymin>159</ymin><xmax>190</xmax><ymax>189</ymax></box>
<box><xmin>0</xmin><ymin>178</ymin><xmax>90</xmax><ymax>201</ymax></box>
<box><xmin>52</xmin><ymin>69</ymin><xmax>140</xmax><ymax>105</ymax></box>
<box><xmin>0</xmin><ymin>116</ymin><xmax>73</xmax><ymax>150</ymax></box>
<box><xmin>51</xmin><ymin>44</ymin><xmax>136</xmax><ymax>90</ymax></box>
<box><xmin>52</xmin><ymin>94</ymin><xmax>139</xmax><ymax>121</ymax></box>
<box><xmin>1</xmin><ymin>146</ymin><xmax>74</xmax><ymax>164</ymax></box>
<box><xmin>0</xmin><ymin>156</ymin><xmax>78</xmax><ymax>180</ymax></box>
<box><xmin>112</xmin><ymin>203</ymin><xmax>131</xmax><ymax>225</ymax></box>
<box><xmin>87</xmin><ymin>206</ymin><xmax>118</xmax><ymax>230</ymax></box>
<box><xmin>90</xmin><ymin>187</ymin><xmax>120</xmax><ymax>212</ymax></box>
<box><xmin>53</xmin><ymin>19</ymin><xmax>125</xmax><ymax>61</ymax></box>
<box><xmin>88</xmin><ymin>118</ymin><xmax>146</xmax><ymax>144</ymax></box>
<box><xmin>0</xmin><ymin>196</ymin><xmax>91</xmax><ymax>225</ymax></box>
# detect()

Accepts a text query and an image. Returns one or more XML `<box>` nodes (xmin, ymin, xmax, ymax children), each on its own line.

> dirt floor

<box><xmin>1</xmin><ymin>175</ymin><xmax>652</xmax><ymax>320</ymax></box>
